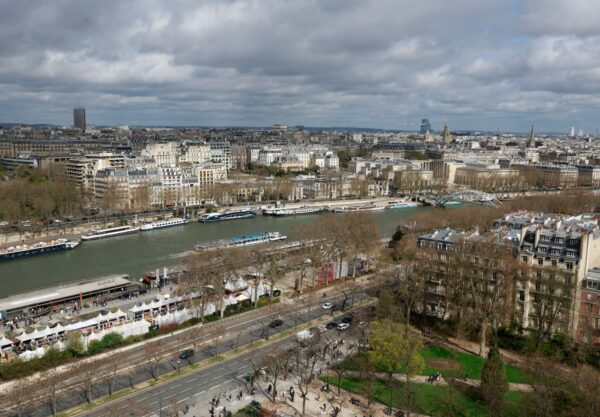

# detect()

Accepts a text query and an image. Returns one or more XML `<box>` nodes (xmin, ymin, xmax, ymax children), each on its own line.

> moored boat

<box><xmin>198</xmin><ymin>209</ymin><xmax>256</xmax><ymax>222</ymax></box>
<box><xmin>81</xmin><ymin>225</ymin><xmax>139</xmax><ymax>241</ymax></box>
<box><xmin>262</xmin><ymin>206</ymin><xmax>324</xmax><ymax>216</ymax></box>
<box><xmin>194</xmin><ymin>231</ymin><xmax>287</xmax><ymax>251</ymax></box>
<box><xmin>332</xmin><ymin>204</ymin><xmax>385</xmax><ymax>213</ymax></box>
<box><xmin>140</xmin><ymin>217</ymin><xmax>189</xmax><ymax>231</ymax></box>
<box><xmin>387</xmin><ymin>202</ymin><xmax>418</xmax><ymax>209</ymax></box>
<box><xmin>0</xmin><ymin>238</ymin><xmax>79</xmax><ymax>261</ymax></box>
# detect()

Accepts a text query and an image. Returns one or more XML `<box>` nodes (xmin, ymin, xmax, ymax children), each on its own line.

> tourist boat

<box><xmin>332</xmin><ymin>204</ymin><xmax>385</xmax><ymax>213</ymax></box>
<box><xmin>140</xmin><ymin>217</ymin><xmax>189</xmax><ymax>231</ymax></box>
<box><xmin>262</xmin><ymin>206</ymin><xmax>325</xmax><ymax>216</ymax></box>
<box><xmin>194</xmin><ymin>231</ymin><xmax>287</xmax><ymax>251</ymax></box>
<box><xmin>198</xmin><ymin>209</ymin><xmax>256</xmax><ymax>222</ymax></box>
<box><xmin>444</xmin><ymin>201</ymin><xmax>464</xmax><ymax>206</ymax></box>
<box><xmin>387</xmin><ymin>202</ymin><xmax>418</xmax><ymax>209</ymax></box>
<box><xmin>81</xmin><ymin>225</ymin><xmax>140</xmax><ymax>241</ymax></box>
<box><xmin>0</xmin><ymin>238</ymin><xmax>79</xmax><ymax>261</ymax></box>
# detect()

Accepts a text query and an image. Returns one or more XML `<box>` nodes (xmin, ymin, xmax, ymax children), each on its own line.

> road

<box><xmin>10</xmin><ymin>288</ymin><xmax>373</xmax><ymax>417</ymax></box>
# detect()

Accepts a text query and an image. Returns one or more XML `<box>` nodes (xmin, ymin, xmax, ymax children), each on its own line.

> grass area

<box><xmin>340</xmin><ymin>344</ymin><xmax>528</xmax><ymax>383</ymax></box>
<box><xmin>322</xmin><ymin>376</ymin><xmax>527</xmax><ymax>417</ymax></box>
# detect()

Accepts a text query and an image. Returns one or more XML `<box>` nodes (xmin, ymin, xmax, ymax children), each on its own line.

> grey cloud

<box><xmin>0</xmin><ymin>0</ymin><xmax>598</xmax><ymax>132</ymax></box>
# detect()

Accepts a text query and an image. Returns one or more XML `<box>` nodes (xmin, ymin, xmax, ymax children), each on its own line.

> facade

<box><xmin>577</xmin><ymin>165</ymin><xmax>600</xmax><ymax>187</ymax></box>
<box><xmin>209</xmin><ymin>141</ymin><xmax>232</xmax><ymax>170</ymax></box>
<box><xmin>416</xmin><ymin>213</ymin><xmax>600</xmax><ymax>340</ymax></box>
<box><xmin>578</xmin><ymin>267</ymin><xmax>600</xmax><ymax>344</ymax></box>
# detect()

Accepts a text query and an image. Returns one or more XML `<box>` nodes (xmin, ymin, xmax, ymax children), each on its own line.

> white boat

<box><xmin>81</xmin><ymin>225</ymin><xmax>140</xmax><ymax>241</ymax></box>
<box><xmin>263</xmin><ymin>206</ymin><xmax>324</xmax><ymax>216</ymax></box>
<box><xmin>0</xmin><ymin>238</ymin><xmax>79</xmax><ymax>261</ymax></box>
<box><xmin>194</xmin><ymin>231</ymin><xmax>287</xmax><ymax>251</ymax></box>
<box><xmin>198</xmin><ymin>209</ymin><xmax>256</xmax><ymax>222</ymax></box>
<box><xmin>387</xmin><ymin>202</ymin><xmax>418</xmax><ymax>209</ymax></box>
<box><xmin>332</xmin><ymin>204</ymin><xmax>385</xmax><ymax>213</ymax></box>
<box><xmin>140</xmin><ymin>217</ymin><xmax>189</xmax><ymax>231</ymax></box>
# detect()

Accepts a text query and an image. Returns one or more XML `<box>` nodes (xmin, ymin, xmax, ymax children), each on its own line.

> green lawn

<box><xmin>340</xmin><ymin>344</ymin><xmax>528</xmax><ymax>383</ymax></box>
<box><xmin>322</xmin><ymin>376</ymin><xmax>527</xmax><ymax>417</ymax></box>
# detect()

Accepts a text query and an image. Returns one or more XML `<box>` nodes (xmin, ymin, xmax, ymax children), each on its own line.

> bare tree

<box><xmin>75</xmin><ymin>359</ymin><xmax>98</xmax><ymax>404</ymax></box>
<box><xmin>103</xmin><ymin>352</ymin><xmax>123</xmax><ymax>396</ymax></box>
<box><xmin>182</xmin><ymin>325</ymin><xmax>206</xmax><ymax>365</ymax></box>
<box><xmin>145</xmin><ymin>339</ymin><xmax>165</xmax><ymax>380</ymax></box>
<box><xmin>295</xmin><ymin>339</ymin><xmax>324</xmax><ymax>417</ymax></box>
<box><xmin>256</xmin><ymin>345</ymin><xmax>291</xmax><ymax>403</ymax></box>
<box><xmin>213</xmin><ymin>323</ymin><xmax>226</xmax><ymax>356</ymax></box>
<box><xmin>5</xmin><ymin>377</ymin><xmax>33</xmax><ymax>417</ymax></box>
<box><xmin>40</xmin><ymin>368</ymin><xmax>66</xmax><ymax>416</ymax></box>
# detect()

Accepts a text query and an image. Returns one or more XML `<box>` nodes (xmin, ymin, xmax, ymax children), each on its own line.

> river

<box><xmin>0</xmin><ymin>207</ymin><xmax>431</xmax><ymax>297</ymax></box>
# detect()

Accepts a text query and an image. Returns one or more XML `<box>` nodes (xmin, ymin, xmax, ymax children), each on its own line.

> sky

<box><xmin>1</xmin><ymin>0</ymin><xmax>599</xmax><ymax>133</ymax></box>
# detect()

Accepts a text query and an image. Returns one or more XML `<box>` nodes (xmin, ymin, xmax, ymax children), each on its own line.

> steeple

<box><xmin>442</xmin><ymin>122</ymin><xmax>451</xmax><ymax>145</ymax></box>
<box><xmin>528</xmin><ymin>124</ymin><xmax>535</xmax><ymax>148</ymax></box>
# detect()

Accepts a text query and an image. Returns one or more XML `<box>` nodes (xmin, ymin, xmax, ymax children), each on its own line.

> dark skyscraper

<box><xmin>73</xmin><ymin>107</ymin><xmax>86</xmax><ymax>131</ymax></box>
<box><xmin>420</xmin><ymin>118</ymin><xmax>431</xmax><ymax>134</ymax></box>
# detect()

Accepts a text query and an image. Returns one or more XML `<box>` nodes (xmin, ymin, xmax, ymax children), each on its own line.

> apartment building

<box><xmin>416</xmin><ymin>213</ymin><xmax>600</xmax><ymax>340</ymax></box>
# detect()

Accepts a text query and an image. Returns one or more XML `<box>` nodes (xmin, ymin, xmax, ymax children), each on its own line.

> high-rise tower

<box><xmin>420</xmin><ymin>118</ymin><xmax>431</xmax><ymax>134</ymax></box>
<box><xmin>73</xmin><ymin>107</ymin><xmax>86</xmax><ymax>132</ymax></box>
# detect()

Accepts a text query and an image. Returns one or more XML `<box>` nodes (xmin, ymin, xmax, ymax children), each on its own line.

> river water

<box><xmin>0</xmin><ymin>207</ymin><xmax>431</xmax><ymax>297</ymax></box>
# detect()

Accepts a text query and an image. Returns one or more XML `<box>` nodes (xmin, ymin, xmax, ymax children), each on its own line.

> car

<box><xmin>341</xmin><ymin>315</ymin><xmax>354</xmax><ymax>324</ymax></box>
<box><xmin>322</xmin><ymin>302</ymin><xmax>334</xmax><ymax>310</ymax></box>
<box><xmin>358</xmin><ymin>321</ymin><xmax>369</xmax><ymax>328</ymax></box>
<box><xmin>337</xmin><ymin>323</ymin><xmax>350</xmax><ymax>331</ymax></box>
<box><xmin>326</xmin><ymin>321</ymin><xmax>339</xmax><ymax>329</ymax></box>
<box><xmin>269</xmin><ymin>319</ymin><xmax>283</xmax><ymax>328</ymax></box>
<box><xmin>178</xmin><ymin>349</ymin><xmax>194</xmax><ymax>360</ymax></box>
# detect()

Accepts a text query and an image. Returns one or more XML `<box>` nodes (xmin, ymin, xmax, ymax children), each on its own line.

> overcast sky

<box><xmin>1</xmin><ymin>0</ymin><xmax>599</xmax><ymax>133</ymax></box>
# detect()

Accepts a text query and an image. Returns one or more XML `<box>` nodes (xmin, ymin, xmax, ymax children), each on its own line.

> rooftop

<box><xmin>0</xmin><ymin>274</ymin><xmax>131</xmax><ymax>312</ymax></box>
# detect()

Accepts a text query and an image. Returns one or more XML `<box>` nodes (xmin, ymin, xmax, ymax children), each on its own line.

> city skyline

<box><xmin>1</xmin><ymin>1</ymin><xmax>600</xmax><ymax>133</ymax></box>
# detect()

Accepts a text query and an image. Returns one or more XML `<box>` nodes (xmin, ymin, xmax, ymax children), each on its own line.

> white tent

<box><xmin>52</xmin><ymin>340</ymin><xmax>66</xmax><ymax>352</ymax></box>
<box><xmin>65</xmin><ymin>319</ymin><xmax>98</xmax><ymax>332</ymax></box>
<box><xmin>19</xmin><ymin>350</ymin><xmax>34</xmax><ymax>361</ymax></box>
<box><xmin>32</xmin><ymin>347</ymin><xmax>45</xmax><ymax>358</ymax></box>
<box><xmin>0</xmin><ymin>335</ymin><xmax>13</xmax><ymax>349</ymax></box>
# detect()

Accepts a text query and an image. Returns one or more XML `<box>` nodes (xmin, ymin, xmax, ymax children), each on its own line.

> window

<box><xmin>538</xmin><ymin>259</ymin><xmax>544</xmax><ymax>266</ymax></box>
<box><xmin>519</xmin><ymin>290</ymin><xmax>525</xmax><ymax>302</ymax></box>
<box><xmin>566</xmin><ymin>263</ymin><xmax>573</xmax><ymax>270</ymax></box>
<box><xmin>522</xmin><ymin>256</ymin><xmax>528</xmax><ymax>263</ymax></box>
<box><xmin>552</xmin><ymin>260</ymin><xmax>557</xmax><ymax>267</ymax></box>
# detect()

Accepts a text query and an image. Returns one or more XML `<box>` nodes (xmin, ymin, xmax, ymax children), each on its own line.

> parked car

<box><xmin>326</xmin><ymin>321</ymin><xmax>339</xmax><ymax>329</ymax></box>
<box><xmin>269</xmin><ymin>319</ymin><xmax>283</xmax><ymax>328</ymax></box>
<box><xmin>341</xmin><ymin>315</ymin><xmax>354</xmax><ymax>324</ymax></box>
<box><xmin>178</xmin><ymin>349</ymin><xmax>194</xmax><ymax>360</ymax></box>
<box><xmin>322</xmin><ymin>302</ymin><xmax>334</xmax><ymax>310</ymax></box>
<box><xmin>337</xmin><ymin>323</ymin><xmax>350</xmax><ymax>331</ymax></box>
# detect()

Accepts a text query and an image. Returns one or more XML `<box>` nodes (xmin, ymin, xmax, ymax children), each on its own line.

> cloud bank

<box><xmin>0</xmin><ymin>0</ymin><xmax>598</xmax><ymax>132</ymax></box>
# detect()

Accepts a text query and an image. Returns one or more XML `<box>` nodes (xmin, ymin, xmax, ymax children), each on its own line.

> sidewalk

<box><xmin>326</xmin><ymin>370</ymin><xmax>533</xmax><ymax>392</ymax></box>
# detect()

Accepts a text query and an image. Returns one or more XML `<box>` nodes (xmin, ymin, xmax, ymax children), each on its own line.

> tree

<box><xmin>370</xmin><ymin>319</ymin><xmax>425</xmax><ymax>416</ymax></box>
<box><xmin>75</xmin><ymin>359</ymin><xmax>98</xmax><ymax>404</ymax></box>
<box><xmin>295</xmin><ymin>338</ymin><xmax>323</xmax><ymax>416</ymax></box>
<box><xmin>343</xmin><ymin>212</ymin><xmax>381</xmax><ymax>278</ymax></box>
<box><xmin>40</xmin><ymin>368</ymin><xmax>65</xmax><ymax>416</ymax></box>
<box><xmin>480</xmin><ymin>346</ymin><xmax>509</xmax><ymax>417</ymax></box>
<box><xmin>213</xmin><ymin>323</ymin><xmax>226</xmax><ymax>356</ymax></box>
<box><xmin>145</xmin><ymin>340</ymin><xmax>165</xmax><ymax>380</ymax></box>
<box><xmin>103</xmin><ymin>352</ymin><xmax>124</xmax><ymax>396</ymax></box>
<box><xmin>182</xmin><ymin>325</ymin><xmax>205</xmax><ymax>365</ymax></box>
<box><xmin>5</xmin><ymin>377</ymin><xmax>33</xmax><ymax>417</ymax></box>
<box><xmin>257</xmin><ymin>345</ymin><xmax>291</xmax><ymax>403</ymax></box>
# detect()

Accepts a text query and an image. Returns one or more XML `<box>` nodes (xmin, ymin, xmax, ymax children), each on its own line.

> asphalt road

<box><xmin>12</xmin><ymin>289</ymin><xmax>372</xmax><ymax>417</ymax></box>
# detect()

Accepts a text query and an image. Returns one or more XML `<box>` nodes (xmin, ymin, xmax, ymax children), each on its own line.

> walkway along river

<box><xmin>0</xmin><ymin>207</ymin><xmax>431</xmax><ymax>297</ymax></box>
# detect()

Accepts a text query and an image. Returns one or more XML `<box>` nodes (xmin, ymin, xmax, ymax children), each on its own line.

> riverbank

<box><xmin>0</xmin><ymin>196</ymin><xmax>399</xmax><ymax>248</ymax></box>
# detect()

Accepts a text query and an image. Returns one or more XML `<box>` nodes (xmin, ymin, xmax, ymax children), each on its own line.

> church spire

<box><xmin>528</xmin><ymin>124</ymin><xmax>535</xmax><ymax>148</ymax></box>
